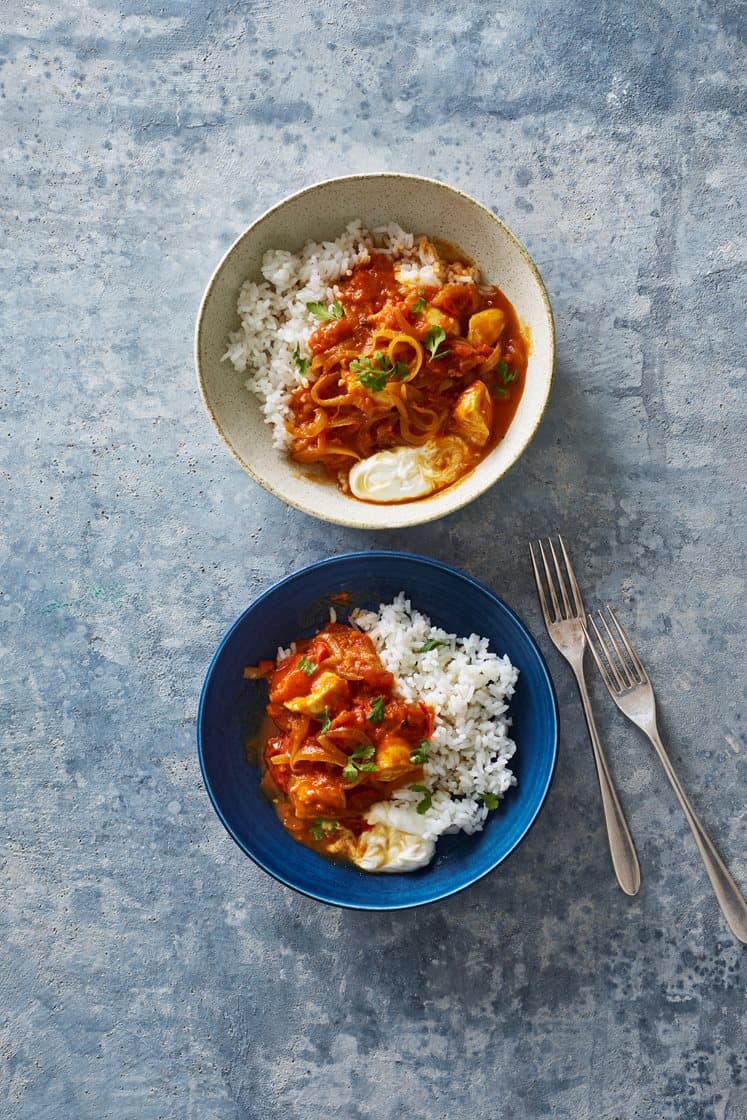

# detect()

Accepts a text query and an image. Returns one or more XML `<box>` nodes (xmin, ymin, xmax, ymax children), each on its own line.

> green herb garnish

<box><xmin>482</xmin><ymin>792</ymin><xmax>501</xmax><ymax>811</ymax></box>
<box><xmin>410</xmin><ymin>740</ymin><xmax>429</xmax><ymax>765</ymax></box>
<box><xmin>355</xmin><ymin>368</ymin><xmax>388</xmax><ymax>393</ymax></box>
<box><xmin>351</xmin><ymin>351</ymin><xmax>409</xmax><ymax>393</ymax></box>
<box><xmin>491</xmin><ymin>360</ymin><xmax>517</xmax><ymax>397</ymax></box>
<box><xmin>292</xmin><ymin>345</ymin><xmax>309</xmax><ymax>378</ymax></box>
<box><xmin>309</xmin><ymin>818</ymin><xmax>338</xmax><ymax>841</ymax></box>
<box><xmin>315</xmin><ymin>709</ymin><xmax>332</xmax><ymax>732</ymax></box>
<box><xmin>410</xmin><ymin>290</ymin><xmax>427</xmax><ymax>315</ymax></box>
<box><xmin>297</xmin><ymin>656</ymin><xmax>317</xmax><ymax>677</ymax></box>
<box><xmin>418</xmin><ymin>638</ymin><xmax>447</xmax><ymax>653</ymax></box>
<box><xmin>307</xmin><ymin>299</ymin><xmax>344</xmax><ymax>322</ymax></box>
<box><xmin>367</xmin><ymin>696</ymin><xmax>385</xmax><ymax>724</ymax></box>
<box><xmin>409</xmin><ymin>784</ymin><xmax>433</xmax><ymax>814</ymax></box>
<box><xmin>343</xmin><ymin>743</ymin><xmax>377</xmax><ymax>782</ymax></box>
<box><xmin>423</xmin><ymin>325</ymin><xmax>450</xmax><ymax>361</ymax></box>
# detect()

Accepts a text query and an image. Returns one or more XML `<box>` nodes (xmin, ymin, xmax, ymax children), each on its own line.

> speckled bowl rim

<box><xmin>195</xmin><ymin>173</ymin><xmax>556</xmax><ymax>529</ymax></box>
<box><xmin>196</xmin><ymin>550</ymin><xmax>560</xmax><ymax>911</ymax></box>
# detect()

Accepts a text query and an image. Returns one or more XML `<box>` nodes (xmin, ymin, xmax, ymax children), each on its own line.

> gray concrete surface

<box><xmin>2</xmin><ymin>3</ymin><xmax>745</xmax><ymax>1118</ymax></box>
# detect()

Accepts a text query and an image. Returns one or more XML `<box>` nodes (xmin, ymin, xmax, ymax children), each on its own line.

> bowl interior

<box><xmin>197</xmin><ymin>553</ymin><xmax>558</xmax><ymax>909</ymax></box>
<box><xmin>196</xmin><ymin>174</ymin><xmax>554</xmax><ymax>528</ymax></box>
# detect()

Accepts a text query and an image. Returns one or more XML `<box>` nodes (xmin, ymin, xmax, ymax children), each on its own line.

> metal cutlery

<box><xmin>584</xmin><ymin>606</ymin><xmax>747</xmax><ymax>944</ymax></box>
<box><xmin>530</xmin><ymin>536</ymin><xmax>641</xmax><ymax>895</ymax></box>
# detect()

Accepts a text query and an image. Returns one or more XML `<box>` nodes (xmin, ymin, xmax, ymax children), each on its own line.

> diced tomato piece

<box><xmin>269</xmin><ymin>654</ymin><xmax>313</xmax><ymax>703</ymax></box>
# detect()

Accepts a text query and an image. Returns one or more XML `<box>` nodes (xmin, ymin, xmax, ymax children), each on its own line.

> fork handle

<box><xmin>643</xmin><ymin>726</ymin><xmax>747</xmax><ymax>944</ymax></box>
<box><xmin>573</xmin><ymin>669</ymin><xmax>641</xmax><ymax>896</ymax></box>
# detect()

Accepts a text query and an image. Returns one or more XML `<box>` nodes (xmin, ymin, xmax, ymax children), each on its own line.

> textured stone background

<box><xmin>2</xmin><ymin>2</ymin><xmax>745</xmax><ymax>1118</ymax></box>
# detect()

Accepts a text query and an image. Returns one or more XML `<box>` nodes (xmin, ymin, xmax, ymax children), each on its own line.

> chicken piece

<box><xmin>375</xmin><ymin>734</ymin><xmax>421</xmax><ymax>782</ymax></box>
<box><xmin>321</xmin><ymin>625</ymin><xmax>394</xmax><ymax>691</ymax></box>
<box><xmin>431</xmin><ymin>281</ymin><xmax>479</xmax><ymax>320</ymax></box>
<box><xmin>283</xmin><ymin>670</ymin><xmax>351</xmax><ymax>715</ymax></box>
<box><xmin>467</xmin><ymin>308</ymin><xmax>505</xmax><ymax>349</ymax></box>
<box><xmin>269</xmin><ymin>654</ymin><xmax>314</xmax><ymax>704</ymax></box>
<box><xmin>287</xmin><ymin>771</ymin><xmax>347</xmax><ymax>819</ymax></box>
<box><xmin>452</xmin><ymin>381</ymin><xmax>493</xmax><ymax>447</ymax></box>
<box><xmin>423</xmin><ymin>306</ymin><xmax>459</xmax><ymax>337</ymax></box>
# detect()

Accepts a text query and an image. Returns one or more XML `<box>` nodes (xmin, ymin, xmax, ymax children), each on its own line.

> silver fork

<box><xmin>584</xmin><ymin>607</ymin><xmax>747</xmax><ymax>943</ymax></box>
<box><xmin>530</xmin><ymin>537</ymin><xmax>641</xmax><ymax>895</ymax></box>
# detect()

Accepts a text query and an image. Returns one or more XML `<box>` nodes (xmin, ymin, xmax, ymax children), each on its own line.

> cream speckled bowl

<box><xmin>195</xmin><ymin>174</ymin><xmax>554</xmax><ymax>529</ymax></box>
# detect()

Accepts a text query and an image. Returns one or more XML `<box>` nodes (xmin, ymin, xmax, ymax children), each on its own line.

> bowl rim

<box><xmin>194</xmin><ymin>172</ymin><xmax>556</xmax><ymax>529</ymax></box>
<box><xmin>196</xmin><ymin>549</ymin><xmax>560</xmax><ymax>910</ymax></box>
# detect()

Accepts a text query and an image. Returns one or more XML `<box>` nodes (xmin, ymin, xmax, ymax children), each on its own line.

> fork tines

<box><xmin>529</xmin><ymin>535</ymin><xmax>585</xmax><ymax>623</ymax></box>
<box><xmin>584</xmin><ymin>607</ymin><xmax>649</xmax><ymax>694</ymax></box>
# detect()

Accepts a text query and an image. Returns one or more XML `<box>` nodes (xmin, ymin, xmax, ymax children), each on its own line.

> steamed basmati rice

<box><xmin>353</xmin><ymin>593</ymin><xmax>518</xmax><ymax>840</ymax></box>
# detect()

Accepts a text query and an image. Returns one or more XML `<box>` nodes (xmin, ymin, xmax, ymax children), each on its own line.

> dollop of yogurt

<box><xmin>352</xmin><ymin>802</ymin><xmax>436</xmax><ymax>872</ymax></box>
<box><xmin>349</xmin><ymin>446</ymin><xmax>432</xmax><ymax>503</ymax></box>
<box><xmin>349</xmin><ymin>437</ymin><xmax>472</xmax><ymax>503</ymax></box>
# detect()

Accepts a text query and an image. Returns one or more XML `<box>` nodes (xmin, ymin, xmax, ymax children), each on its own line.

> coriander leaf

<box><xmin>423</xmin><ymin>325</ymin><xmax>450</xmax><ymax>361</ymax></box>
<box><xmin>496</xmin><ymin>360</ymin><xmax>517</xmax><ymax>386</ymax></box>
<box><xmin>410</xmin><ymin>740</ymin><xmax>429</xmax><ymax>765</ymax></box>
<box><xmin>342</xmin><ymin>762</ymin><xmax>358</xmax><ymax>782</ymax></box>
<box><xmin>418</xmin><ymin>638</ymin><xmax>447</xmax><ymax>653</ymax></box>
<box><xmin>357</xmin><ymin>761</ymin><xmax>378</xmax><ymax>772</ymax></box>
<box><xmin>356</xmin><ymin>369</ymin><xmax>388</xmax><ymax>393</ymax></box>
<box><xmin>351</xmin><ymin>743</ymin><xmax>375</xmax><ymax>760</ymax></box>
<box><xmin>315</xmin><ymin>709</ymin><xmax>331</xmax><ymax>732</ymax></box>
<box><xmin>350</xmin><ymin>351</ymin><xmax>411</xmax><ymax>391</ymax></box>
<box><xmin>306</xmin><ymin>300</ymin><xmax>344</xmax><ymax>322</ymax></box>
<box><xmin>367</xmin><ymin>696</ymin><xmax>385</xmax><ymax>724</ymax></box>
<box><xmin>292</xmin><ymin>345</ymin><xmax>309</xmax><ymax>378</ymax></box>
<box><xmin>411</xmin><ymin>291</ymin><xmax>427</xmax><ymax>315</ymax></box>
<box><xmin>409</xmin><ymin>783</ymin><xmax>433</xmax><ymax>814</ymax></box>
<box><xmin>482</xmin><ymin>792</ymin><xmax>501</xmax><ymax>811</ymax></box>
<box><xmin>297</xmin><ymin>656</ymin><xmax>317</xmax><ymax>677</ymax></box>
<box><xmin>310</xmin><ymin>817</ymin><xmax>337</xmax><ymax>840</ymax></box>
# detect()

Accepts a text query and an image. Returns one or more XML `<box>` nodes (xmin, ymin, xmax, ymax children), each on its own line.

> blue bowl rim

<box><xmin>196</xmin><ymin>550</ymin><xmax>559</xmax><ymax>911</ymax></box>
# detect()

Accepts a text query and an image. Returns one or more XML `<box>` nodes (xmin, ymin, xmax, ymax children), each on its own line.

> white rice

<box><xmin>353</xmin><ymin>593</ymin><xmax>518</xmax><ymax>841</ymax></box>
<box><xmin>222</xmin><ymin>222</ymin><xmax>473</xmax><ymax>448</ymax></box>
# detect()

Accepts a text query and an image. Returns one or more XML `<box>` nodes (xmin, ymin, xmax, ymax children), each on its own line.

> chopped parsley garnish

<box><xmin>306</xmin><ymin>299</ymin><xmax>344</xmax><ymax>322</ymax></box>
<box><xmin>423</xmin><ymin>325</ymin><xmax>450</xmax><ymax>361</ymax></box>
<box><xmin>367</xmin><ymin>696</ymin><xmax>385</xmax><ymax>724</ymax></box>
<box><xmin>409</xmin><ymin>784</ymin><xmax>433</xmax><ymax>814</ymax></box>
<box><xmin>418</xmin><ymin>638</ymin><xmax>447</xmax><ymax>653</ymax></box>
<box><xmin>343</xmin><ymin>743</ymin><xmax>377</xmax><ymax>782</ymax></box>
<box><xmin>410</xmin><ymin>740</ymin><xmax>429</xmax><ymax>765</ymax></box>
<box><xmin>315</xmin><ymin>709</ymin><xmax>332</xmax><ymax>732</ymax></box>
<box><xmin>410</xmin><ymin>290</ymin><xmax>427</xmax><ymax>315</ymax></box>
<box><xmin>491</xmin><ymin>360</ymin><xmax>517</xmax><ymax>398</ymax></box>
<box><xmin>351</xmin><ymin>351</ymin><xmax>409</xmax><ymax>393</ymax></box>
<box><xmin>482</xmin><ymin>792</ymin><xmax>501</xmax><ymax>811</ymax></box>
<box><xmin>354</xmin><ymin>368</ymin><xmax>388</xmax><ymax>393</ymax></box>
<box><xmin>297</xmin><ymin>656</ymin><xmax>317</xmax><ymax>677</ymax></box>
<box><xmin>292</xmin><ymin>345</ymin><xmax>309</xmax><ymax>378</ymax></box>
<box><xmin>309</xmin><ymin>818</ymin><xmax>338</xmax><ymax>841</ymax></box>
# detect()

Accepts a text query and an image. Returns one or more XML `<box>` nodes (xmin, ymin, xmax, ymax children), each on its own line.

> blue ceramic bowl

<box><xmin>197</xmin><ymin>552</ymin><xmax>558</xmax><ymax>910</ymax></box>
